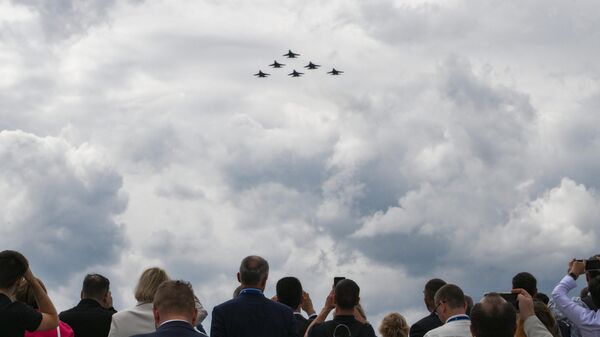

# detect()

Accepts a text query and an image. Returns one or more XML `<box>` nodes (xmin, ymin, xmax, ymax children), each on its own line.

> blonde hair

<box><xmin>379</xmin><ymin>312</ymin><xmax>409</xmax><ymax>337</ymax></box>
<box><xmin>134</xmin><ymin>267</ymin><xmax>170</xmax><ymax>302</ymax></box>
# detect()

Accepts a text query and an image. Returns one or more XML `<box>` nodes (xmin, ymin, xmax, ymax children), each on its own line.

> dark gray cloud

<box><xmin>0</xmin><ymin>130</ymin><xmax>128</xmax><ymax>287</ymax></box>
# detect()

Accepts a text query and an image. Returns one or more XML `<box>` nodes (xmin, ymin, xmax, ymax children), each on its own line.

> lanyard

<box><xmin>447</xmin><ymin>315</ymin><xmax>470</xmax><ymax>323</ymax></box>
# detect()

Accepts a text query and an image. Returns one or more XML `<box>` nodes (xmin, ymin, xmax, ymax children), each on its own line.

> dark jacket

<box><xmin>409</xmin><ymin>311</ymin><xmax>443</xmax><ymax>337</ymax></box>
<box><xmin>308</xmin><ymin>315</ymin><xmax>376</xmax><ymax>337</ymax></box>
<box><xmin>211</xmin><ymin>290</ymin><xmax>298</xmax><ymax>337</ymax></box>
<box><xmin>59</xmin><ymin>299</ymin><xmax>116</xmax><ymax>337</ymax></box>
<box><xmin>133</xmin><ymin>320</ymin><xmax>207</xmax><ymax>337</ymax></box>
<box><xmin>294</xmin><ymin>313</ymin><xmax>315</xmax><ymax>337</ymax></box>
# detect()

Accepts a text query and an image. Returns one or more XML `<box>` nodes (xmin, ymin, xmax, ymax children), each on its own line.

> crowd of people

<box><xmin>1</xmin><ymin>250</ymin><xmax>600</xmax><ymax>337</ymax></box>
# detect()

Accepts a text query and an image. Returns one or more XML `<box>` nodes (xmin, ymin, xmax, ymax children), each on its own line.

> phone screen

<box><xmin>498</xmin><ymin>292</ymin><xmax>519</xmax><ymax>310</ymax></box>
<box><xmin>333</xmin><ymin>277</ymin><xmax>345</xmax><ymax>287</ymax></box>
<box><xmin>586</xmin><ymin>259</ymin><xmax>600</xmax><ymax>271</ymax></box>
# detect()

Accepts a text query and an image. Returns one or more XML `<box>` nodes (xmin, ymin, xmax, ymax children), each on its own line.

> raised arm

<box><xmin>24</xmin><ymin>268</ymin><xmax>58</xmax><ymax>331</ymax></box>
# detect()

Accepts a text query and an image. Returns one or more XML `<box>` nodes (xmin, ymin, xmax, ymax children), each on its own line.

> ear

<box><xmin>191</xmin><ymin>307</ymin><xmax>198</xmax><ymax>326</ymax></box>
<box><xmin>356</xmin><ymin>296</ymin><xmax>361</xmax><ymax>306</ymax></box>
<box><xmin>80</xmin><ymin>290</ymin><xmax>84</xmax><ymax>299</ymax></box>
<box><xmin>237</xmin><ymin>272</ymin><xmax>241</xmax><ymax>283</ymax></box>
<box><xmin>153</xmin><ymin>306</ymin><xmax>160</xmax><ymax>328</ymax></box>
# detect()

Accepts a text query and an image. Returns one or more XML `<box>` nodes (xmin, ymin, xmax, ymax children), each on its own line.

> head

<box><xmin>16</xmin><ymin>277</ymin><xmax>47</xmax><ymax>309</ymax></box>
<box><xmin>379</xmin><ymin>312</ymin><xmax>409</xmax><ymax>337</ymax></box>
<box><xmin>81</xmin><ymin>273</ymin><xmax>111</xmax><ymax>307</ymax></box>
<box><xmin>585</xmin><ymin>254</ymin><xmax>600</xmax><ymax>283</ymax></box>
<box><xmin>465</xmin><ymin>295</ymin><xmax>474</xmax><ymax>316</ymax></box>
<box><xmin>152</xmin><ymin>280</ymin><xmax>198</xmax><ymax>327</ymax></box>
<box><xmin>512</xmin><ymin>272</ymin><xmax>537</xmax><ymax>296</ymax></box>
<box><xmin>276</xmin><ymin>277</ymin><xmax>303</xmax><ymax>310</ymax></box>
<box><xmin>237</xmin><ymin>255</ymin><xmax>269</xmax><ymax>290</ymax></box>
<box><xmin>470</xmin><ymin>293</ymin><xmax>516</xmax><ymax>337</ymax></box>
<box><xmin>588</xmin><ymin>276</ymin><xmax>600</xmax><ymax>308</ymax></box>
<box><xmin>0</xmin><ymin>250</ymin><xmax>29</xmax><ymax>292</ymax></box>
<box><xmin>135</xmin><ymin>267</ymin><xmax>170</xmax><ymax>303</ymax></box>
<box><xmin>533</xmin><ymin>301</ymin><xmax>560</xmax><ymax>337</ymax></box>
<box><xmin>423</xmin><ymin>278</ymin><xmax>447</xmax><ymax>312</ymax></box>
<box><xmin>335</xmin><ymin>279</ymin><xmax>360</xmax><ymax>310</ymax></box>
<box><xmin>533</xmin><ymin>292</ymin><xmax>549</xmax><ymax>305</ymax></box>
<box><xmin>233</xmin><ymin>285</ymin><xmax>243</xmax><ymax>298</ymax></box>
<box><xmin>433</xmin><ymin>284</ymin><xmax>467</xmax><ymax>322</ymax></box>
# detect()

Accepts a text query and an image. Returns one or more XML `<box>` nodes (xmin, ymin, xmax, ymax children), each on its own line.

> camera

<box><xmin>575</xmin><ymin>259</ymin><xmax>600</xmax><ymax>271</ymax></box>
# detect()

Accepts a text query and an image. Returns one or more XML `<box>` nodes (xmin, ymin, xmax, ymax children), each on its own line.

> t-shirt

<box><xmin>0</xmin><ymin>293</ymin><xmax>43</xmax><ymax>337</ymax></box>
<box><xmin>308</xmin><ymin>315</ymin><xmax>376</xmax><ymax>337</ymax></box>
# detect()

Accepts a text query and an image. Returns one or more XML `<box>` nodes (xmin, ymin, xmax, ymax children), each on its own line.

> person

<box><xmin>409</xmin><ymin>278</ymin><xmax>447</xmax><ymax>337</ymax></box>
<box><xmin>108</xmin><ymin>267</ymin><xmax>210</xmax><ymax>337</ymax></box>
<box><xmin>551</xmin><ymin>259</ymin><xmax>600</xmax><ymax>337</ymax></box>
<box><xmin>534</xmin><ymin>293</ymin><xmax>550</xmax><ymax>305</ymax></box>
<box><xmin>513</xmin><ymin>272</ymin><xmax>538</xmax><ymax>297</ymax></box>
<box><xmin>275</xmin><ymin>277</ymin><xmax>317</xmax><ymax>336</ymax></box>
<box><xmin>514</xmin><ymin>289</ymin><xmax>556</xmax><ymax>337</ymax></box>
<box><xmin>59</xmin><ymin>273</ymin><xmax>117</xmax><ymax>337</ymax></box>
<box><xmin>306</xmin><ymin>279</ymin><xmax>376</xmax><ymax>337</ymax></box>
<box><xmin>379</xmin><ymin>312</ymin><xmax>409</xmax><ymax>337</ymax></box>
<box><xmin>15</xmin><ymin>277</ymin><xmax>74</xmax><ymax>337</ymax></box>
<box><xmin>515</xmin><ymin>301</ymin><xmax>561</xmax><ymax>337</ymax></box>
<box><xmin>424</xmin><ymin>284</ymin><xmax>470</xmax><ymax>337</ymax></box>
<box><xmin>549</xmin><ymin>254</ymin><xmax>600</xmax><ymax>337</ymax></box>
<box><xmin>0</xmin><ymin>250</ymin><xmax>59</xmax><ymax>337</ymax></box>
<box><xmin>470</xmin><ymin>293</ymin><xmax>516</xmax><ymax>337</ymax></box>
<box><xmin>131</xmin><ymin>280</ymin><xmax>207</xmax><ymax>337</ymax></box>
<box><xmin>210</xmin><ymin>255</ymin><xmax>297</xmax><ymax>337</ymax></box>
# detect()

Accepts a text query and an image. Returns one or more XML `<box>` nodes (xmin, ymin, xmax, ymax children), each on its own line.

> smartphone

<box><xmin>498</xmin><ymin>292</ymin><xmax>519</xmax><ymax>310</ymax></box>
<box><xmin>333</xmin><ymin>277</ymin><xmax>345</xmax><ymax>287</ymax></box>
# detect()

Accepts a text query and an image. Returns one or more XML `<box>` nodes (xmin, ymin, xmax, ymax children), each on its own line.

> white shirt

<box><xmin>423</xmin><ymin>314</ymin><xmax>471</xmax><ymax>337</ymax></box>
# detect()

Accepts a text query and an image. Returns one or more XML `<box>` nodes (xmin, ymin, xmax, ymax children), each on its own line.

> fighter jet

<box><xmin>288</xmin><ymin>70</ymin><xmax>304</xmax><ymax>77</ymax></box>
<box><xmin>283</xmin><ymin>50</ymin><xmax>300</xmax><ymax>58</ymax></box>
<box><xmin>269</xmin><ymin>60</ymin><xmax>285</xmax><ymax>68</ymax></box>
<box><xmin>304</xmin><ymin>62</ymin><xmax>321</xmax><ymax>70</ymax></box>
<box><xmin>254</xmin><ymin>70</ymin><xmax>270</xmax><ymax>78</ymax></box>
<box><xmin>327</xmin><ymin>68</ymin><xmax>344</xmax><ymax>75</ymax></box>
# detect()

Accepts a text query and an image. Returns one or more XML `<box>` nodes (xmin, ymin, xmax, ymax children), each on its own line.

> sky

<box><xmin>2</xmin><ymin>0</ymin><xmax>600</xmax><ymax>331</ymax></box>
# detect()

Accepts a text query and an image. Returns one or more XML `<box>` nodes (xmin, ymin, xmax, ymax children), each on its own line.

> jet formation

<box><xmin>254</xmin><ymin>49</ymin><xmax>343</xmax><ymax>78</ymax></box>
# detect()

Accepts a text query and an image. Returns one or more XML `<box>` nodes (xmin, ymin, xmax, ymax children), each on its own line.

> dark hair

<box><xmin>153</xmin><ymin>280</ymin><xmax>196</xmax><ymax>316</ymax></box>
<box><xmin>276</xmin><ymin>277</ymin><xmax>302</xmax><ymax>309</ymax></box>
<box><xmin>424</xmin><ymin>278</ymin><xmax>446</xmax><ymax>301</ymax></box>
<box><xmin>335</xmin><ymin>279</ymin><xmax>360</xmax><ymax>310</ymax></box>
<box><xmin>586</xmin><ymin>255</ymin><xmax>600</xmax><ymax>279</ymax></box>
<box><xmin>470</xmin><ymin>293</ymin><xmax>516</xmax><ymax>337</ymax></box>
<box><xmin>239</xmin><ymin>256</ymin><xmax>269</xmax><ymax>285</ymax></box>
<box><xmin>16</xmin><ymin>277</ymin><xmax>47</xmax><ymax>309</ymax></box>
<box><xmin>82</xmin><ymin>274</ymin><xmax>110</xmax><ymax>300</ymax></box>
<box><xmin>588</xmin><ymin>276</ymin><xmax>600</xmax><ymax>308</ymax></box>
<box><xmin>465</xmin><ymin>295</ymin><xmax>474</xmax><ymax>316</ymax></box>
<box><xmin>512</xmin><ymin>272</ymin><xmax>537</xmax><ymax>296</ymax></box>
<box><xmin>533</xmin><ymin>292</ymin><xmax>549</xmax><ymax>305</ymax></box>
<box><xmin>0</xmin><ymin>250</ymin><xmax>29</xmax><ymax>289</ymax></box>
<box><xmin>434</xmin><ymin>284</ymin><xmax>465</xmax><ymax>310</ymax></box>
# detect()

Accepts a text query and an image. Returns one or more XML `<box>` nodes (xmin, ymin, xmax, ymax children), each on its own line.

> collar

<box><xmin>446</xmin><ymin>314</ymin><xmax>470</xmax><ymax>323</ymax></box>
<box><xmin>239</xmin><ymin>288</ymin><xmax>263</xmax><ymax>296</ymax></box>
<box><xmin>160</xmin><ymin>319</ymin><xmax>191</xmax><ymax>328</ymax></box>
<box><xmin>78</xmin><ymin>298</ymin><xmax>103</xmax><ymax>307</ymax></box>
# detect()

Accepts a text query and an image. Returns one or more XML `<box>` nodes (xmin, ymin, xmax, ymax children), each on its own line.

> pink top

<box><xmin>25</xmin><ymin>321</ymin><xmax>74</xmax><ymax>337</ymax></box>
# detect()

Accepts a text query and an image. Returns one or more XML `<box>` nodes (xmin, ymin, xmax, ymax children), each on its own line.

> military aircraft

<box><xmin>327</xmin><ymin>68</ymin><xmax>344</xmax><ymax>75</ymax></box>
<box><xmin>304</xmin><ymin>62</ymin><xmax>321</xmax><ymax>70</ymax></box>
<box><xmin>283</xmin><ymin>50</ymin><xmax>300</xmax><ymax>58</ymax></box>
<box><xmin>288</xmin><ymin>70</ymin><xmax>304</xmax><ymax>77</ymax></box>
<box><xmin>254</xmin><ymin>70</ymin><xmax>270</xmax><ymax>78</ymax></box>
<box><xmin>269</xmin><ymin>60</ymin><xmax>285</xmax><ymax>68</ymax></box>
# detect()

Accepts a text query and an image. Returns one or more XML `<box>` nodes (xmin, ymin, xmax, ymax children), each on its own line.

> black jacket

<box><xmin>409</xmin><ymin>311</ymin><xmax>443</xmax><ymax>337</ymax></box>
<box><xmin>59</xmin><ymin>299</ymin><xmax>116</xmax><ymax>337</ymax></box>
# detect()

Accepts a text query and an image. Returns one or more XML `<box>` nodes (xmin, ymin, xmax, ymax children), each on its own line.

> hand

<box><xmin>23</xmin><ymin>268</ymin><xmax>35</xmax><ymax>283</ymax></box>
<box><xmin>301</xmin><ymin>291</ymin><xmax>316</xmax><ymax>315</ymax></box>
<box><xmin>103</xmin><ymin>291</ymin><xmax>113</xmax><ymax>309</ymax></box>
<box><xmin>569</xmin><ymin>259</ymin><xmax>586</xmax><ymax>276</ymax></box>
<box><xmin>512</xmin><ymin>288</ymin><xmax>534</xmax><ymax>320</ymax></box>
<box><xmin>324</xmin><ymin>289</ymin><xmax>336</xmax><ymax>310</ymax></box>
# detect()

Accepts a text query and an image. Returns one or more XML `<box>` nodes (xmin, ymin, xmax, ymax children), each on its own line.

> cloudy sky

<box><xmin>2</xmin><ymin>0</ymin><xmax>600</xmax><ymax>329</ymax></box>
